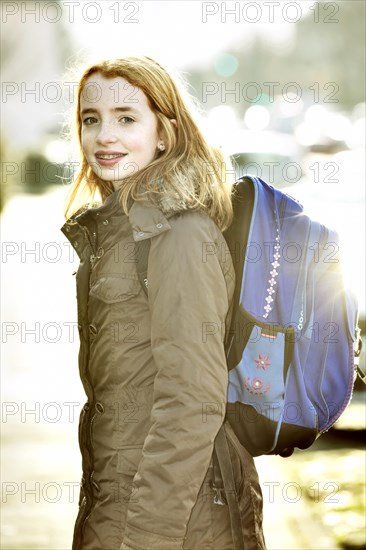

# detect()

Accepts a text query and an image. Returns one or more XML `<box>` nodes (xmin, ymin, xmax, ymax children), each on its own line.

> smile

<box><xmin>95</xmin><ymin>153</ymin><xmax>126</xmax><ymax>159</ymax></box>
<box><xmin>95</xmin><ymin>153</ymin><xmax>127</xmax><ymax>167</ymax></box>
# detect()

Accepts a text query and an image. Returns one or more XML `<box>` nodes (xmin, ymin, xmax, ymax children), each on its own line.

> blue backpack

<box><xmin>221</xmin><ymin>175</ymin><xmax>360</xmax><ymax>458</ymax></box>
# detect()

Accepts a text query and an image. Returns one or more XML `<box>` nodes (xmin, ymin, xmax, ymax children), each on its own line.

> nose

<box><xmin>96</xmin><ymin>121</ymin><xmax>118</xmax><ymax>145</ymax></box>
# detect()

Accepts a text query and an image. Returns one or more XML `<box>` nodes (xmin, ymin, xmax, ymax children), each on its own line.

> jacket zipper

<box><xmin>74</xmin><ymin>217</ymin><xmax>100</xmax><ymax>543</ymax></box>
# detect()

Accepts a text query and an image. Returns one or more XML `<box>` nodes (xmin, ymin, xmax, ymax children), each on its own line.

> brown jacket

<box><xmin>61</xmin><ymin>189</ymin><xmax>265</xmax><ymax>550</ymax></box>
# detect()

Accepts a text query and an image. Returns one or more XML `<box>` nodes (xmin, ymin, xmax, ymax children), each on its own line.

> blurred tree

<box><xmin>190</xmin><ymin>1</ymin><xmax>365</xmax><ymax>114</ymax></box>
<box><xmin>1</xmin><ymin>0</ymin><xmax>76</xmax><ymax>202</ymax></box>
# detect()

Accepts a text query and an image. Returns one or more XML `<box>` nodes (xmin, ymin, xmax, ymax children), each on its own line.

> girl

<box><xmin>61</xmin><ymin>57</ymin><xmax>265</xmax><ymax>550</ymax></box>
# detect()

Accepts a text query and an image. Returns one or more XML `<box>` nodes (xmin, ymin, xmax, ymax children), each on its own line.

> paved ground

<box><xmin>256</xmin><ymin>434</ymin><xmax>366</xmax><ymax>550</ymax></box>
<box><xmin>2</xmin><ymin>421</ymin><xmax>364</xmax><ymax>549</ymax></box>
<box><xmin>1</xmin><ymin>187</ymin><xmax>365</xmax><ymax>549</ymax></box>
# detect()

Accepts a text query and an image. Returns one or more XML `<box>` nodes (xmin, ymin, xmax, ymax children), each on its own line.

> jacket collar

<box><xmin>128</xmin><ymin>199</ymin><xmax>171</xmax><ymax>241</ymax></box>
<box><xmin>61</xmin><ymin>189</ymin><xmax>174</xmax><ymax>243</ymax></box>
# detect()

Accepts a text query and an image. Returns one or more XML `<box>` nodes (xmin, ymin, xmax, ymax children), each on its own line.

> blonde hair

<box><xmin>63</xmin><ymin>56</ymin><xmax>234</xmax><ymax>230</ymax></box>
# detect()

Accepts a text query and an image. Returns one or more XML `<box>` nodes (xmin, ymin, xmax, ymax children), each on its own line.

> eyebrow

<box><xmin>80</xmin><ymin>107</ymin><xmax>140</xmax><ymax>116</ymax></box>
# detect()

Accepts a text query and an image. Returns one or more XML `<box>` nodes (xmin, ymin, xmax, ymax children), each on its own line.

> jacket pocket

<box><xmin>116</xmin><ymin>446</ymin><xmax>143</xmax><ymax>505</ymax></box>
<box><xmin>89</xmin><ymin>275</ymin><xmax>141</xmax><ymax>304</ymax></box>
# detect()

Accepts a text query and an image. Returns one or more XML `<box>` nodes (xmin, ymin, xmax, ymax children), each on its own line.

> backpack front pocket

<box><xmin>226</xmin><ymin>309</ymin><xmax>295</xmax><ymax>455</ymax></box>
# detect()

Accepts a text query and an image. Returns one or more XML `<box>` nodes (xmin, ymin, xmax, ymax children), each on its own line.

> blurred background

<box><xmin>1</xmin><ymin>1</ymin><xmax>365</xmax><ymax>548</ymax></box>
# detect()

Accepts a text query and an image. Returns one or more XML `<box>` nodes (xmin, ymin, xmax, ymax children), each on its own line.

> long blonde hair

<box><xmin>63</xmin><ymin>57</ymin><xmax>234</xmax><ymax>230</ymax></box>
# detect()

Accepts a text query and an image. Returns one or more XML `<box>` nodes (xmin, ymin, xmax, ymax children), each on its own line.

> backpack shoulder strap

<box><xmin>223</xmin><ymin>176</ymin><xmax>256</xmax><ymax>355</ymax></box>
<box><xmin>214</xmin><ymin>423</ymin><xmax>244</xmax><ymax>550</ymax></box>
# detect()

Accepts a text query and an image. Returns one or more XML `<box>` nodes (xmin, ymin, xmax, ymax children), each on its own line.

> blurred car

<box><xmin>227</xmin><ymin>129</ymin><xmax>306</xmax><ymax>188</ymax></box>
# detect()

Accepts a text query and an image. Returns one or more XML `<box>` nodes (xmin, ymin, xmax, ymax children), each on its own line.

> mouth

<box><xmin>95</xmin><ymin>152</ymin><xmax>127</xmax><ymax>166</ymax></box>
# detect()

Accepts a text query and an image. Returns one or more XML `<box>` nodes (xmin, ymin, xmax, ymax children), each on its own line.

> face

<box><xmin>80</xmin><ymin>73</ymin><xmax>161</xmax><ymax>189</ymax></box>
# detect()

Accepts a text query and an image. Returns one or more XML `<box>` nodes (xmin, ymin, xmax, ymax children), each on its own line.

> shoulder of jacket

<box><xmin>129</xmin><ymin>196</ymin><xmax>221</xmax><ymax>243</ymax></box>
<box><xmin>168</xmin><ymin>209</ymin><xmax>220</xmax><ymax>235</ymax></box>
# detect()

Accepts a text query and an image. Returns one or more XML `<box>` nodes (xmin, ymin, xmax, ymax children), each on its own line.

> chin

<box><xmin>97</xmin><ymin>169</ymin><xmax>131</xmax><ymax>182</ymax></box>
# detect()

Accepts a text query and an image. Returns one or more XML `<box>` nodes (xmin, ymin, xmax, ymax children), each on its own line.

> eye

<box><xmin>82</xmin><ymin>116</ymin><xmax>98</xmax><ymax>125</ymax></box>
<box><xmin>120</xmin><ymin>116</ymin><xmax>134</xmax><ymax>124</ymax></box>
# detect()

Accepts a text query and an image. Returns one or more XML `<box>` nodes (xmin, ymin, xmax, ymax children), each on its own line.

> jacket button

<box><xmin>102</xmin><ymin>219</ymin><xmax>109</xmax><ymax>225</ymax></box>
<box><xmin>95</xmin><ymin>402</ymin><xmax>104</xmax><ymax>414</ymax></box>
<box><xmin>89</xmin><ymin>324</ymin><xmax>98</xmax><ymax>336</ymax></box>
<box><xmin>83</xmin><ymin>403</ymin><xmax>90</xmax><ymax>412</ymax></box>
<box><xmin>96</xmin><ymin>247</ymin><xmax>104</xmax><ymax>258</ymax></box>
<box><xmin>138</xmin><ymin>231</ymin><xmax>144</xmax><ymax>237</ymax></box>
<box><xmin>73</xmin><ymin>241</ymin><xmax>79</xmax><ymax>248</ymax></box>
<box><xmin>156</xmin><ymin>223</ymin><xmax>163</xmax><ymax>229</ymax></box>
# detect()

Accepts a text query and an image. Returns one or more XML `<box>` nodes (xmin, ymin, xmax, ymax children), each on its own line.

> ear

<box><xmin>158</xmin><ymin>119</ymin><xmax>177</xmax><ymax>144</ymax></box>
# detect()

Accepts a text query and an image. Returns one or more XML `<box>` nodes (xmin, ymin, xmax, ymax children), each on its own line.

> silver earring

<box><xmin>158</xmin><ymin>143</ymin><xmax>165</xmax><ymax>151</ymax></box>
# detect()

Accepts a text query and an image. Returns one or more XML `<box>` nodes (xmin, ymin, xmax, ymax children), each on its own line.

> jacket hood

<box><xmin>68</xmin><ymin>173</ymin><xmax>193</xmax><ymax>224</ymax></box>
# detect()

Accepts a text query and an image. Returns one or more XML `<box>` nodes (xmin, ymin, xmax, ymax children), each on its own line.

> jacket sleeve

<box><xmin>121</xmin><ymin>211</ymin><xmax>234</xmax><ymax>550</ymax></box>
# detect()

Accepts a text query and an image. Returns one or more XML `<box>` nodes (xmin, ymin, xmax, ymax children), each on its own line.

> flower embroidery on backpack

<box><xmin>263</xmin><ymin>231</ymin><xmax>281</xmax><ymax>319</ymax></box>
<box><xmin>255</xmin><ymin>355</ymin><xmax>270</xmax><ymax>370</ymax></box>
<box><xmin>245</xmin><ymin>377</ymin><xmax>270</xmax><ymax>395</ymax></box>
